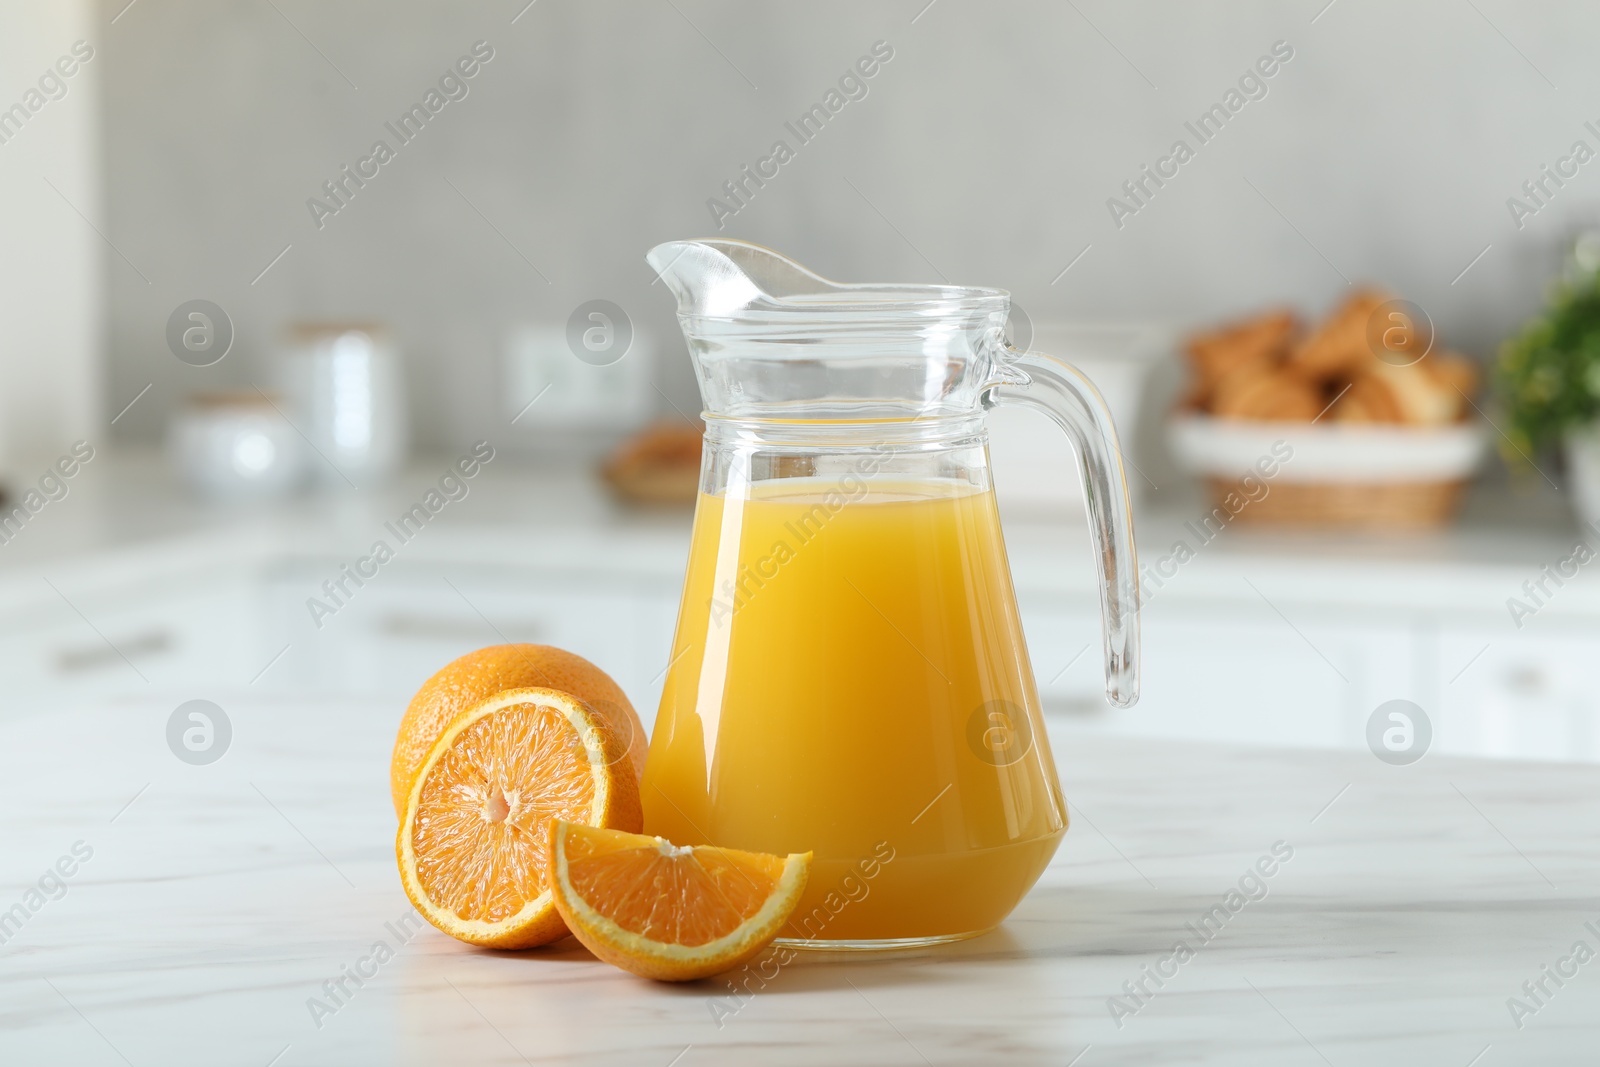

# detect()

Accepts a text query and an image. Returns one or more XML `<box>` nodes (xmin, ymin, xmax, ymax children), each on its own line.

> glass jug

<box><xmin>641</xmin><ymin>240</ymin><xmax>1139</xmax><ymax>949</ymax></box>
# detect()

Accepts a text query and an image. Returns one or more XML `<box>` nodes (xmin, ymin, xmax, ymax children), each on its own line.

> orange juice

<box><xmin>642</xmin><ymin>477</ymin><xmax>1066</xmax><ymax>943</ymax></box>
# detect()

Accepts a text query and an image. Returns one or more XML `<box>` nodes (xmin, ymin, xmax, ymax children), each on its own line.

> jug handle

<box><xmin>989</xmin><ymin>348</ymin><xmax>1140</xmax><ymax>708</ymax></box>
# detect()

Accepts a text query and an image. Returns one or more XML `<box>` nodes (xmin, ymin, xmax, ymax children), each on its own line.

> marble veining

<box><xmin>2</xmin><ymin>696</ymin><xmax>1597</xmax><ymax>1065</ymax></box>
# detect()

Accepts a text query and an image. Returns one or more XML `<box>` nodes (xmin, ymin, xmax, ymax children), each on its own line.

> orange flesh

<box><xmin>564</xmin><ymin>828</ymin><xmax>784</xmax><ymax>946</ymax></box>
<box><xmin>412</xmin><ymin>702</ymin><xmax>597</xmax><ymax>923</ymax></box>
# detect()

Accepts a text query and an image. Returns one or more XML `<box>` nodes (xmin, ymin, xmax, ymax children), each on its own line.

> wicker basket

<box><xmin>1204</xmin><ymin>477</ymin><xmax>1467</xmax><ymax>529</ymax></box>
<box><xmin>1169</xmin><ymin>415</ymin><xmax>1488</xmax><ymax>531</ymax></box>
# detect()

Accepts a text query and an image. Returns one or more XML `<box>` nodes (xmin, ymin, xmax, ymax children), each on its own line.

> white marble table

<box><xmin>3</xmin><ymin>696</ymin><xmax>1597</xmax><ymax>1066</ymax></box>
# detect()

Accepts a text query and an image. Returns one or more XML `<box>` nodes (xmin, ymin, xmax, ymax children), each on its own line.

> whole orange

<box><xmin>390</xmin><ymin>644</ymin><xmax>647</xmax><ymax>820</ymax></box>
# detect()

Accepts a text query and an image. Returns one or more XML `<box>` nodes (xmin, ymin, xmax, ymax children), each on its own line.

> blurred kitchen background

<box><xmin>8</xmin><ymin>0</ymin><xmax>1600</xmax><ymax>763</ymax></box>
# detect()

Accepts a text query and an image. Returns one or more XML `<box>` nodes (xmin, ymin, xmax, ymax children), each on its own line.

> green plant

<box><xmin>1497</xmin><ymin>269</ymin><xmax>1600</xmax><ymax>455</ymax></box>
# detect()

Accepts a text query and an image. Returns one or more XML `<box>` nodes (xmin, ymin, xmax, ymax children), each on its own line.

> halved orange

<box><xmin>547</xmin><ymin>821</ymin><xmax>811</xmax><ymax>981</ymax></box>
<box><xmin>390</xmin><ymin>644</ymin><xmax>646</xmax><ymax>820</ymax></box>
<box><xmin>397</xmin><ymin>687</ymin><xmax>641</xmax><ymax>948</ymax></box>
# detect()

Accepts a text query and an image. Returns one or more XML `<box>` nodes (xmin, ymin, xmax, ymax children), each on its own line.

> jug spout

<box><xmin>646</xmin><ymin>240</ymin><xmax>840</xmax><ymax>319</ymax></box>
<box><xmin>646</xmin><ymin>241</ymin><xmax>763</xmax><ymax>319</ymax></box>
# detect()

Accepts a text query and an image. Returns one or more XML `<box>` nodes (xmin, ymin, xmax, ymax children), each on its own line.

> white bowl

<box><xmin>1168</xmin><ymin>414</ymin><xmax>1490</xmax><ymax>484</ymax></box>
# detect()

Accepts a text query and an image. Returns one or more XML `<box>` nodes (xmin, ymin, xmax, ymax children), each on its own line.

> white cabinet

<box><xmin>7</xmin><ymin>471</ymin><xmax>1600</xmax><ymax>767</ymax></box>
<box><xmin>1020</xmin><ymin>584</ymin><xmax>1600</xmax><ymax>765</ymax></box>
<box><xmin>1021</xmin><ymin>592</ymin><xmax>1419</xmax><ymax>752</ymax></box>
<box><xmin>0</xmin><ymin>568</ymin><xmax>259</xmax><ymax>715</ymax></box>
<box><xmin>1437</xmin><ymin>627</ymin><xmax>1600</xmax><ymax>763</ymax></box>
<box><xmin>1139</xmin><ymin>608</ymin><xmax>1417</xmax><ymax>750</ymax></box>
<box><xmin>263</xmin><ymin>561</ymin><xmax>683</xmax><ymax>729</ymax></box>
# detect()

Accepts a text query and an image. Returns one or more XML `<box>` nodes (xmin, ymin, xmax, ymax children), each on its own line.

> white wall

<box><xmin>0</xmin><ymin>0</ymin><xmax>103</xmax><ymax>470</ymax></box>
<box><xmin>84</xmin><ymin>1</ymin><xmax>1599</xmax><ymax>473</ymax></box>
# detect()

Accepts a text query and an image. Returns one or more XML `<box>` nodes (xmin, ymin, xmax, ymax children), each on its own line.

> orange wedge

<box><xmin>397</xmin><ymin>688</ymin><xmax>641</xmax><ymax>948</ymax></box>
<box><xmin>547</xmin><ymin>821</ymin><xmax>810</xmax><ymax>981</ymax></box>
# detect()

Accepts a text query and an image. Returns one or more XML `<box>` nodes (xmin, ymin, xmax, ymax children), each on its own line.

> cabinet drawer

<box><xmin>0</xmin><ymin>573</ymin><xmax>257</xmax><ymax>716</ymax></box>
<box><xmin>1023</xmin><ymin>596</ymin><xmax>1418</xmax><ymax>752</ymax></box>
<box><xmin>1438</xmin><ymin>629</ymin><xmax>1600</xmax><ymax>762</ymax></box>
<box><xmin>277</xmin><ymin>566</ymin><xmax>679</xmax><ymax>728</ymax></box>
